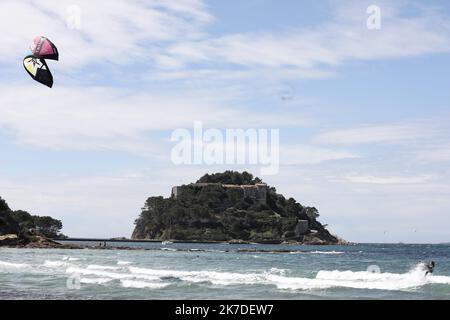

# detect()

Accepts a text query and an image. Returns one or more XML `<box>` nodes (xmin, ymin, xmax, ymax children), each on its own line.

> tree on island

<box><xmin>0</xmin><ymin>197</ymin><xmax>19</xmax><ymax>235</ymax></box>
<box><xmin>197</xmin><ymin>171</ymin><xmax>262</xmax><ymax>185</ymax></box>
<box><xmin>0</xmin><ymin>197</ymin><xmax>65</xmax><ymax>239</ymax></box>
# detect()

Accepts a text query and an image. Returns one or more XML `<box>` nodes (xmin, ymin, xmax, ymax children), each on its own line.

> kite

<box><xmin>23</xmin><ymin>36</ymin><xmax>58</xmax><ymax>87</ymax></box>
<box><xmin>23</xmin><ymin>55</ymin><xmax>53</xmax><ymax>88</ymax></box>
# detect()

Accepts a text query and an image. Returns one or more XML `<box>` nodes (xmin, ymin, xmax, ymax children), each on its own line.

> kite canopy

<box><xmin>24</xmin><ymin>36</ymin><xmax>58</xmax><ymax>87</ymax></box>
<box><xmin>23</xmin><ymin>55</ymin><xmax>53</xmax><ymax>88</ymax></box>
<box><xmin>30</xmin><ymin>36</ymin><xmax>59</xmax><ymax>61</ymax></box>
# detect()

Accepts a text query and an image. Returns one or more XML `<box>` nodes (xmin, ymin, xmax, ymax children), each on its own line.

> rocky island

<box><xmin>0</xmin><ymin>196</ymin><xmax>68</xmax><ymax>248</ymax></box>
<box><xmin>133</xmin><ymin>171</ymin><xmax>345</xmax><ymax>245</ymax></box>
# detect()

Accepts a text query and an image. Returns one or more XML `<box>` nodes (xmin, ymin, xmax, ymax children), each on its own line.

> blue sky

<box><xmin>1</xmin><ymin>0</ymin><xmax>450</xmax><ymax>243</ymax></box>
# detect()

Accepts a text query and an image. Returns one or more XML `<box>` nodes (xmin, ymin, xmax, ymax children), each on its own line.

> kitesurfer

<box><xmin>424</xmin><ymin>261</ymin><xmax>435</xmax><ymax>276</ymax></box>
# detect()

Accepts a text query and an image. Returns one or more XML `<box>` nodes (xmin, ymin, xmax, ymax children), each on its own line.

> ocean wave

<box><xmin>62</xmin><ymin>256</ymin><xmax>81</xmax><ymax>261</ymax></box>
<box><xmin>117</xmin><ymin>260</ymin><xmax>132</xmax><ymax>265</ymax></box>
<box><xmin>266</xmin><ymin>274</ymin><xmax>331</xmax><ymax>290</ymax></box>
<box><xmin>0</xmin><ymin>260</ymin><xmax>30</xmax><ymax>269</ymax></box>
<box><xmin>66</xmin><ymin>266</ymin><xmax>160</xmax><ymax>282</ymax></box>
<box><xmin>309</xmin><ymin>251</ymin><xmax>345</xmax><ymax>255</ymax></box>
<box><xmin>129</xmin><ymin>266</ymin><xmax>261</xmax><ymax>285</ymax></box>
<box><xmin>80</xmin><ymin>277</ymin><xmax>113</xmax><ymax>285</ymax></box>
<box><xmin>120</xmin><ymin>279</ymin><xmax>170</xmax><ymax>289</ymax></box>
<box><xmin>44</xmin><ymin>260</ymin><xmax>69</xmax><ymax>268</ymax></box>
<box><xmin>304</xmin><ymin>264</ymin><xmax>450</xmax><ymax>291</ymax></box>
<box><xmin>52</xmin><ymin>262</ymin><xmax>450</xmax><ymax>292</ymax></box>
<box><xmin>87</xmin><ymin>264</ymin><xmax>122</xmax><ymax>271</ymax></box>
<box><xmin>127</xmin><ymin>263</ymin><xmax>450</xmax><ymax>291</ymax></box>
<box><xmin>268</xmin><ymin>268</ymin><xmax>287</xmax><ymax>275</ymax></box>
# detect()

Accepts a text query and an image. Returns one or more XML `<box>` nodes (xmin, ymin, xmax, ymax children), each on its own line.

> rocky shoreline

<box><xmin>0</xmin><ymin>234</ymin><xmax>80</xmax><ymax>249</ymax></box>
<box><xmin>1</xmin><ymin>233</ymin><xmax>351</xmax><ymax>252</ymax></box>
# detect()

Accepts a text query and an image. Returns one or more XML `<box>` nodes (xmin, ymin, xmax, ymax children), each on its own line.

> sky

<box><xmin>0</xmin><ymin>0</ymin><xmax>450</xmax><ymax>243</ymax></box>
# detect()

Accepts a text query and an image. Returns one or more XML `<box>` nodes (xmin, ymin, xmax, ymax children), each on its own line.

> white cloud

<box><xmin>0</xmin><ymin>173</ymin><xmax>169</xmax><ymax>237</ymax></box>
<box><xmin>281</xmin><ymin>145</ymin><xmax>358</xmax><ymax>165</ymax></box>
<box><xmin>2</xmin><ymin>0</ymin><xmax>449</xmax><ymax>83</ymax></box>
<box><xmin>313</xmin><ymin>119</ymin><xmax>443</xmax><ymax>146</ymax></box>
<box><xmin>343</xmin><ymin>174</ymin><xmax>432</xmax><ymax>184</ymax></box>
<box><xmin>413</xmin><ymin>143</ymin><xmax>450</xmax><ymax>163</ymax></box>
<box><xmin>265</xmin><ymin>166</ymin><xmax>450</xmax><ymax>243</ymax></box>
<box><xmin>158</xmin><ymin>1</ymin><xmax>450</xmax><ymax>79</ymax></box>
<box><xmin>0</xmin><ymin>85</ymin><xmax>309</xmax><ymax>153</ymax></box>
<box><xmin>0</xmin><ymin>0</ymin><xmax>212</xmax><ymax>68</ymax></box>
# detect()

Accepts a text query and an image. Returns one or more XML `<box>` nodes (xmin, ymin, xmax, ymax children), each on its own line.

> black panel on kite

<box><xmin>23</xmin><ymin>55</ymin><xmax>54</xmax><ymax>88</ymax></box>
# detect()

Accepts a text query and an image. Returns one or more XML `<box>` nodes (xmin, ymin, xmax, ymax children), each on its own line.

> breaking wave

<box><xmin>80</xmin><ymin>277</ymin><xmax>113</xmax><ymax>285</ymax></box>
<box><xmin>44</xmin><ymin>260</ymin><xmax>69</xmax><ymax>268</ymax></box>
<box><xmin>303</xmin><ymin>263</ymin><xmax>450</xmax><ymax>291</ymax></box>
<box><xmin>62</xmin><ymin>256</ymin><xmax>81</xmax><ymax>261</ymax></box>
<box><xmin>121</xmin><ymin>280</ymin><xmax>170</xmax><ymax>289</ymax></box>
<box><xmin>309</xmin><ymin>251</ymin><xmax>345</xmax><ymax>255</ymax></box>
<box><xmin>3</xmin><ymin>258</ymin><xmax>449</xmax><ymax>292</ymax></box>
<box><xmin>64</xmin><ymin>263</ymin><xmax>450</xmax><ymax>291</ymax></box>
<box><xmin>87</xmin><ymin>264</ymin><xmax>122</xmax><ymax>271</ymax></box>
<box><xmin>0</xmin><ymin>260</ymin><xmax>30</xmax><ymax>269</ymax></box>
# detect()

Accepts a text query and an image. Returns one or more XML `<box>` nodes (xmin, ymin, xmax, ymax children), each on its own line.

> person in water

<box><xmin>425</xmin><ymin>261</ymin><xmax>435</xmax><ymax>276</ymax></box>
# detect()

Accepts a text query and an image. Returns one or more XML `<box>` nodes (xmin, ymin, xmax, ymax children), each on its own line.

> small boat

<box><xmin>161</xmin><ymin>241</ymin><xmax>173</xmax><ymax>245</ymax></box>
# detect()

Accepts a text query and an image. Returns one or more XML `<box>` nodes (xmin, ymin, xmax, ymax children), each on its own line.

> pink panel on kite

<box><xmin>30</xmin><ymin>36</ymin><xmax>55</xmax><ymax>57</ymax></box>
<box><xmin>30</xmin><ymin>36</ymin><xmax>41</xmax><ymax>54</ymax></box>
<box><xmin>40</xmin><ymin>39</ymin><xmax>54</xmax><ymax>56</ymax></box>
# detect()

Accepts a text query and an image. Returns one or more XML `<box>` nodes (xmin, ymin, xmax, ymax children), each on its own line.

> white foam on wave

<box><xmin>309</xmin><ymin>251</ymin><xmax>345</xmax><ymax>255</ymax></box>
<box><xmin>117</xmin><ymin>260</ymin><xmax>132</xmax><ymax>265</ymax></box>
<box><xmin>44</xmin><ymin>260</ymin><xmax>69</xmax><ymax>268</ymax></box>
<box><xmin>66</xmin><ymin>266</ymin><xmax>160</xmax><ymax>282</ymax></box>
<box><xmin>121</xmin><ymin>280</ymin><xmax>170</xmax><ymax>289</ymax></box>
<box><xmin>62</xmin><ymin>256</ymin><xmax>81</xmax><ymax>261</ymax></box>
<box><xmin>299</xmin><ymin>264</ymin><xmax>450</xmax><ymax>291</ymax></box>
<box><xmin>65</xmin><ymin>265</ymin><xmax>170</xmax><ymax>289</ymax></box>
<box><xmin>50</xmin><ymin>261</ymin><xmax>450</xmax><ymax>292</ymax></box>
<box><xmin>87</xmin><ymin>264</ymin><xmax>122</xmax><ymax>271</ymax></box>
<box><xmin>80</xmin><ymin>277</ymin><xmax>113</xmax><ymax>285</ymax></box>
<box><xmin>0</xmin><ymin>260</ymin><xmax>29</xmax><ymax>269</ymax></box>
<box><xmin>268</xmin><ymin>268</ymin><xmax>287</xmax><ymax>275</ymax></box>
<box><xmin>64</xmin><ymin>265</ymin><xmax>171</xmax><ymax>289</ymax></box>
<box><xmin>129</xmin><ymin>266</ymin><xmax>283</xmax><ymax>286</ymax></box>
<box><xmin>128</xmin><ymin>263</ymin><xmax>450</xmax><ymax>291</ymax></box>
<box><xmin>427</xmin><ymin>275</ymin><xmax>450</xmax><ymax>285</ymax></box>
<box><xmin>266</xmin><ymin>274</ymin><xmax>331</xmax><ymax>290</ymax></box>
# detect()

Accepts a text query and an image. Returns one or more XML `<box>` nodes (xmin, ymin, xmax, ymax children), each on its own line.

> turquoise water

<box><xmin>1</xmin><ymin>243</ymin><xmax>449</xmax><ymax>300</ymax></box>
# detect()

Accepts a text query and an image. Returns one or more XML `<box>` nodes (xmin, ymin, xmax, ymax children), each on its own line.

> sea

<box><xmin>1</xmin><ymin>242</ymin><xmax>449</xmax><ymax>300</ymax></box>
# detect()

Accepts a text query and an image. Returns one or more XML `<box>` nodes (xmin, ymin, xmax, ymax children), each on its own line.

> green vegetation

<box><xmin>197</xmin><ymin>171</ymin><xmax>262</xmax><ymax>185</ymax></box>
<box><xmin>132</xmin><ymin>171</ymin><xmax>339</xmax><ymax>244</ymax></box>
<box><xmin>0</xmin><ymin>197</ymin><xmax>65</xmax><ymax>239</ymax></box>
